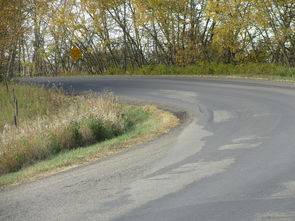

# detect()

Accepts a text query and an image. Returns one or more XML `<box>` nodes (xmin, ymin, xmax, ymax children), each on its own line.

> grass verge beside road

<box><xmin>0</xmin><ymin>105</ymin><xmax>178</xmax><ymax>187</ymax></box>
<box><xmin>104</xmin><ymin>63</ymin><xmax>295</xmax><ymax>81</ymax></box>
<box><xmin>0</xmin><ymin>82</ymin><xmax>74</xmax><ymax>131</ymax></box>
<box><xmin>55</xmin><ymin>63</ymin><xmax>295</xmax><ymax>82</ymax></box>
<box><xmin>0</xmin><ymin>83</ymin><xmax>179</xmax><ymax>187</ymax></box>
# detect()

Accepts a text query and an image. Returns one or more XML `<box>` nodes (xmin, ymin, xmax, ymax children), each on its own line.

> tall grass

<box><xmin>0</xmin><ymin>105</ymin><xmax>178</xmax><ymax>187</ymax></box>
<box><xmin>0</xmin><ymin>83</ymin><xmax>142</xmax><ymax>175</ymax></box>
<box><xmin>0</xmin><ymin>82</ymin><xmax>75</xmax><ymax>131</ymax></box>
<box><xmin>104</xmin><ymin>63</ymin><xmax>295</xmax><ymax>80</ymax></box>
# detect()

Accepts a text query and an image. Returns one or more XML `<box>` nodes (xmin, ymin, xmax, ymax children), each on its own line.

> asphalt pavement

<box><xmin>1</xmin><ymin>76</ymin><xmax>295</xmax><ymax>221</ymax></box>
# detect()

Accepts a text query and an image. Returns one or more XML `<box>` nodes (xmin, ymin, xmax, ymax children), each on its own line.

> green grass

<box><xmin>102</xmin><ymin>63</ymin><xmax>295</xmax><ymax>81</ymax></box>
<box><xmin>54</xmin><ymin>63</ymin><xmax>295</xmax><ymax>82</ymax></box>
<box><xmin>0</xmin><ymin>105</ymin><xmax>178</xmax><ymax>187</ymax></box>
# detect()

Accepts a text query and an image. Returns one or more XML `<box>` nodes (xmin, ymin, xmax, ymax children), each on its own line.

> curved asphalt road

<box><xmin>1</xmin><ymin>77</ymin><xmax>295</xmax><ymax>221</ymax></box>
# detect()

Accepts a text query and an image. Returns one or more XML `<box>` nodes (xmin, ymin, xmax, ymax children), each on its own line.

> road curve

<box><xmin>1</xmin><ymin>77</ymin><xmax>295</xmax><ymax>221</ymax></box>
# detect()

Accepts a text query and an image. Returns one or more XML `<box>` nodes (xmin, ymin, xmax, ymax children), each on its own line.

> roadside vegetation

<box><xmin>0</xmin><ymin>82</ymin><xmax>74</xmax><ymax>131</ymax></box>
<box><xmin>0</xmin><ymin>83</ymin><xmax>179</xmax><ymax>186</ymax></box>
<box><xmin>1</xmin><ymin>1</ymin><xmax>293</xmax><ymax>80</ymax></box>
<box><xmin>104</xmin><ymin>63</ymin><xmax>295</xmax><ymax>81</ymax></box>
<box><xmin>56</xmin><ymin>63</ymin><xmax>295</xmax><ymax>82</ymax></box>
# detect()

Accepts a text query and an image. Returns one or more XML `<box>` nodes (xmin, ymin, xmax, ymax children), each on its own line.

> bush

<box><xmin>48</xmin><ymin>134</ymin><xmax>63</xmax><ymax>155</ymax></box>
<box><xmin>64</xmin><ymin>121</ymin><xmax>83</xmax><ymax>149</ymax></box>
<box><xmin>79</xmin><ymin>125</ymin><xmax>95</xmax><ymax>145</ymax></box>
<box><xmin>86</xmin><ymin>119</ymin><xmax>114</xmax><ymax>141</ymax></box>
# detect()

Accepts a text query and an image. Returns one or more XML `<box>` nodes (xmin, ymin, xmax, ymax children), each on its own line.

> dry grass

<box><xmin>0</xmin><ymin>87</ymin><xmax>128</xmax><ymax>175</ymax></box>
<box><xmin>0</xmin><ymin>83</ymin><xmax>179</xmax><ymax>186</ymax></box>
<box><xmin>0</xmin><ymin>104</ymin><xmax>179</xmax><ymax>187</ymax></box>
<box><xmin>0</xmin><ymin>93</ymin><xmax>122</xmax><ymax>146</ymax></box>
<box><xmin>0</xmin><ymin>82</ymin><xmax>74</xmax><ymax>131</ymax></box>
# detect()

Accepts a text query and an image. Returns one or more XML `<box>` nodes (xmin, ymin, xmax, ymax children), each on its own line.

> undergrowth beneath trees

<box><xmin>103</xmin><ymin>63</ymin><xmax>295</xmax><ymax>81</ymax></box>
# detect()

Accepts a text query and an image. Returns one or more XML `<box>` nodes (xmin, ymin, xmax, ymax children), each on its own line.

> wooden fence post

<box><xmin>12</xmin><ymin>87</ymin><xmax>19</xmax><ymax>126</ymax></box>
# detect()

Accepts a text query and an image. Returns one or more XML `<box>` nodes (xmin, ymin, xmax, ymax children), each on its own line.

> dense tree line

<box><xmin>0</xmin><ymin>0</ymin><xmax>294</xmax><ymax>79</ymax></box>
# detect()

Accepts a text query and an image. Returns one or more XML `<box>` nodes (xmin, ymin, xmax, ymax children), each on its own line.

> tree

<box><xmin>0</xmin><ymin>0</ymin><xmax>27</xmax><ymax>80</ymax></box>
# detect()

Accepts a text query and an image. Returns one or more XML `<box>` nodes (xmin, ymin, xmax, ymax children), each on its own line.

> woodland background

<box><xmin>0</xmin><ymin>0</ymin><xmax>294</xmax><ymax>79</ymax></box>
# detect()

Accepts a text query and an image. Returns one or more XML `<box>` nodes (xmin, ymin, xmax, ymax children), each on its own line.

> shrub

<box><xmin>64</xmin><ymin>121</ymin><xmax>83</xmax><ymax>149</ymax></box>
<box><xmin>86</xmin><ymin>118</ymin><xmax>114</xmax><ymax>141</ymax></box>
<box><xmin>79</xmin><ymin>125</ymin><xmax>95</xmax><ymax>145</ymax></box>
<box><xmin>48</xmin><ymin>134</ymin><xmax>63</xmax><ymax>155</ymax></box>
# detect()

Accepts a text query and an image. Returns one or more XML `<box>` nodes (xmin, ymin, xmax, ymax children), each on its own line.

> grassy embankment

<box><xmin>0</xmin><ymin>83</ymin><xmax>178</xmax><ymax>187</ymax></box>
<box><xmin>105</xmin><ymin>63</ymin><xmax>295</xmax><ymax>81</ymax></box>
<box><xmin>58</xmin><ymin>63</ymin><xmax>295</xmax><ymax>82</ymax></box>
